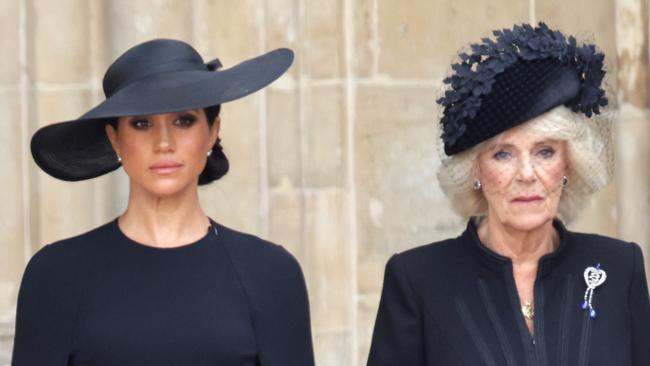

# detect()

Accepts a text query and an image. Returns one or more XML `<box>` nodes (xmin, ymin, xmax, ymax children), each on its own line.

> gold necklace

<box><xmin>522</xmin><ymin>302</ymin><xmax>535</xmax><ymax>320</ymax></box>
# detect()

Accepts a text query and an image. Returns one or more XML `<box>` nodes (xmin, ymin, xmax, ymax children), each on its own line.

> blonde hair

<box><xmin>437</xmin><ymin>106</ymin><xmax>613</xmax><ymax>223</ymax></box>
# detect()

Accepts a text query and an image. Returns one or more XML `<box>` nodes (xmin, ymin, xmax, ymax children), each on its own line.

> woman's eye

<box><xmin>493</xmin><ymin>150</ymin><xmax>511</xmax><ymax>160</ymax></box>
<box><xmin>538</xmin><ymin>147</ymin><xmax>555</xmax><ymax>158</ymax></box>
<box><xmin>131</xmin><ymin>119</ymin><xmax>151</xmax><ymax>129</ymax></box>
<box><xmin>175</xmin><ymin>115</ymin><xmax>197</xmax><ymax>127</ymax></box>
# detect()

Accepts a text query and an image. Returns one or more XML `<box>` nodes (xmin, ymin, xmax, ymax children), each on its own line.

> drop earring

<box><xmin>473</xmin><ymin>179</ymin><xmax>482</xmax><ymax>190</ymax></box>
<box><xmin>562</xmin><ymin>175</ymin><xmax>568</xmax><ymax>186</ymax></box>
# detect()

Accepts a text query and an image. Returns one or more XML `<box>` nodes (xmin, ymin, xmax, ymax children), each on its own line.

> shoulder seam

<box><xmin>217</xmin><ymin>236</ymin><xmax>262</xmax><ymax>351</ymax></box>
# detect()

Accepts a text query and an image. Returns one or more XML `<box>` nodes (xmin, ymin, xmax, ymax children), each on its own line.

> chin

<box><xmin>504</xmin><ymin>211</ymin><xmax>555</xmax><ymax>232</ymax></box>
<box><xmin>141</xmin><ymin>178</ymin><xmax>195</xmax><ymax>197</ymax></box>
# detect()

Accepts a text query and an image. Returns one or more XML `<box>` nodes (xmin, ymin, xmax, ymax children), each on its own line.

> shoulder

<box><xmin>18</xmin><ymin>222</ymin><xmax>116</xmax><ymax>305</ymax></box>
<box><xmin>390</xmin><ymin>235</ymin><xmax>467</xmax><ymax>274</ymax></box>
<box><xmin>382</xmin><ymin>235</ymin><xmax>470</xmax><ymax>295</ymax></box>
<box><xmin>213</xmin><ymin>222</ymin><xmax>304</xmax><ymax>280</ymax></box>
<box><xmin>568</xmin><ymin>230</ymin><xmax>631</xmax><ymax>249</ymax></box>
<box><xmin>397</xmin><ymin>236</ymin><xmax>464</xmax><ymax>261</ymax></box>
<box><xmin>566</xmin><ymin>230</ymin><xmax>639</xmax><ymax>264</ymax></box>
<box><xmin>24</xmin><ymin>221</ymin><xmax>115</xmax><ymax>278</ymax></box>
<box><xmin>212</xmin><ymin>222</ymin><xmax>310</xmax><ymax>320</ymax></box>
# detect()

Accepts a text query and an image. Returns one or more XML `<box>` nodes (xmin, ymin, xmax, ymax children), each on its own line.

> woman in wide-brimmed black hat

<box><xmin>367</xmin><ymin>23</ymin><xmax>650</xmax><ymax>366</ymax></box>
<box><xmin>13</xmin><ymin>39</ymin><xmax>314</xmax><ymax>366</ymax></box>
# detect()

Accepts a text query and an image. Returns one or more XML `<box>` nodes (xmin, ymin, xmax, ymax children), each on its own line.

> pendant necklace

<box><xmin>522</xmin><ymin>301</ymin><xmax>535</xmax><ymax>320</ymax></box>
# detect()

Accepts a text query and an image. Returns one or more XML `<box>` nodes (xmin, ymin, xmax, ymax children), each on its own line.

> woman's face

<box><xmin>105</xmin><ymin>109</ymin><xmax>219</xmax><ymax>197</ymax></box>
<box><xmin>476</xmin><ymin>119</ymin><xmax>568</xmax><ymax>231</ymax></box>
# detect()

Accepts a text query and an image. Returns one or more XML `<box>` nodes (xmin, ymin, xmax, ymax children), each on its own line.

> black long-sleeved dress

<box><xmin>12</xmin><ymin>218</ymin><xmax>314</xmax><ymax>366</ymax></box>
<box><xmin>367</xmin><ymin>219</ymin><xmax>650</xmax><ymax>366</ymax></box>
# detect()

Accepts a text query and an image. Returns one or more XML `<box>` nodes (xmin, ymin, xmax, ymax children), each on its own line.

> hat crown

<box><xmin>103</xmin><ymin>39</ymin><xmax>207</xmax><ymax>97</ymax></box>
<box><xmin>437</xmin><ymin>23</ymin><xmax>608</xmax><ymax>155</ymax></box>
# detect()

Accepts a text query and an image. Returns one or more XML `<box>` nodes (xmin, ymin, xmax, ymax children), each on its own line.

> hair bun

<box><xmin>199</xmin><ymin>138</ymin><xmax>229</xmax><ymax>185</ymax></box>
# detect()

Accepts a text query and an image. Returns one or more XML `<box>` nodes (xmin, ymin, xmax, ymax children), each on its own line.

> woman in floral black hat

<box><xmin>12</xmin><ymin>39</ymin><xmax>314</xmax><ymax>366</ymax></box>
<box><xmin>367</xmin><ymin>23</ymin><xmax>649</xmax><ymax>366</ymax></box>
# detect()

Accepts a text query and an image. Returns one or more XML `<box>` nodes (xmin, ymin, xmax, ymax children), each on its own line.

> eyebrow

<box><xmin>486</xmin><ymin>142</ymin><xmax>514</xmax><ymax>151</ymax></box>
<box><xmin>487</xmin><ymin>139</ymin><xmax>560</xmax><ymax>151</ymax></box>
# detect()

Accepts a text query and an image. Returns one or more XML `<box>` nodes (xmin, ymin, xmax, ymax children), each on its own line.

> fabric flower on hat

<box><xmin>437</xmin><ymin>23</ymin><xmax>608</xmax><ymax>155</ymax></box>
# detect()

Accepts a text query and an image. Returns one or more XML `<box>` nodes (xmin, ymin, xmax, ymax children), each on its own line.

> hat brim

<box><xmin>31</xmin><ymin>48</ymin><xmax>293</xmax><ymax>181</ymax></box>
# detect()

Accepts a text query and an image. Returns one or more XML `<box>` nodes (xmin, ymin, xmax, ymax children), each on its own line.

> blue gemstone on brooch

<box><xmin>589</xmin><ymin>309</ymin><xmax>597</xmax><ymax>318</ymax></box>
<box><xmin>581</xmin><ymin>300</ymin><xmax>588</xmax><ymax>310</ymax></box>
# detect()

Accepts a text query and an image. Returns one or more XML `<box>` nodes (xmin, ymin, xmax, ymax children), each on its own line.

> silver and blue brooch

<box><xmin>581</xmin><ymin>263</ymin><xmax>607</xmax><ymax>318</ymax></box>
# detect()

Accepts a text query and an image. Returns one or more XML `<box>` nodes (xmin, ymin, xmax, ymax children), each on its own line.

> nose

<box><xmin>516</xmin><ymin>155</ymin><xmax>536</xmax><ymax>183</ymax></box>
<box><xmin>153</xmin><ymin>121</ymin><xmax>175</xmax><ymax>153</ymax></box>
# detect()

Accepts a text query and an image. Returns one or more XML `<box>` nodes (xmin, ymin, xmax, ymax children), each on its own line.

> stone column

<box><xmin>614</xmin><ymin>0</ymin><xmax>650</xmax><ymax>268</ymax></box>
<box><xmin>0</xmin><ymin>2</ymin><xmax>27</xmax><ymax>363</ymax></box>
<box><xmin>290</xmin><ymin>1</ymin><xmax>357</xmax><ymax>365</ymax></box>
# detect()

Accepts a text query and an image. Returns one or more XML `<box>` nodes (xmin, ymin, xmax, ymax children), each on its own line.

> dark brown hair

<box><xmin>200</xmin><ymin>104</ymin><xmax>228</xmax><ymax>185</ymax></box>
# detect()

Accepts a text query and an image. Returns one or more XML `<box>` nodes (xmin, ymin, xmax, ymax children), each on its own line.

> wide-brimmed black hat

<box><xmin>437</xmin><ymin>23</ymin><xmax>608</xmax><ymax>155</ymax></box>
<box><xmin>31</xmin><ymin>38</ymin><xmax>294</xmax><ymax>181</ymax></box>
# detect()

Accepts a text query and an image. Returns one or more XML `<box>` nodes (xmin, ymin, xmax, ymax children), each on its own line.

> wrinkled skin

<box><xmin>476</xmin><ymin>119</ymin><xmax>568</xmax><ymax>232</ymax></box>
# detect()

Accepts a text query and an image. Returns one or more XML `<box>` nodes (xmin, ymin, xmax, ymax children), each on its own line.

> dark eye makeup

<box><xmin>127</xmin><ymin>113</ymin><xmax>198</xmax><ymax>130</ymax></box>
<box><xmin>174</xmin><ymin>114</ymin><xmax>197</xmax><ymax>127</ymax></box>
<box><xmin>130</xmin><ymin>118</ymin><xmax>152</xmax><ymax>129</ymax></box>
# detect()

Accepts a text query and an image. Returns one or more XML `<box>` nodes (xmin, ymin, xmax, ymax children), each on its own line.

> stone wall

<box><xmin>1</xmin><ymin>1</ymin><xmax>648</xmax><ymax>365</ymax></box>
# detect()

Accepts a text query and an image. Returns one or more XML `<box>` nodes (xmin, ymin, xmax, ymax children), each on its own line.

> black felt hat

<box><xmin>437</xmin><ymin>23</ymin><xmax>608</xmax><ymax>156</ymax></box>
<box><xmin>31</xmin><ymin>38</ymin><xmax>294</xmax><ymax>181</ymax></box>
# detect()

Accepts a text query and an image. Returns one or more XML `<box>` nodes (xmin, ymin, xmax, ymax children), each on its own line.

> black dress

<box><xmin>367</xmin><ymin>220</ymin><xmax>650</xmax><ymax>366</ymax></box>
<box><xmin>12</xmin><ymin>218</ymin><xmax>314</xmax><ymax>366</ymax></box>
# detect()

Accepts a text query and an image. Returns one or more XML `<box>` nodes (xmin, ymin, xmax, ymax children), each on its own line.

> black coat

<box><xmin>367</xmin><ymin>220</ymin><xmax>650</xmax><ymax>366</ymax></box>
<box><xmin>12</xmin><ymin>219</ymin><xmax>315</xmax><ymax>366</ymax></box>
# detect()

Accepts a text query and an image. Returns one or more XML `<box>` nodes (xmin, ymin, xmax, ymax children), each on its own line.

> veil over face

<box><xmin>476</xmin><ymin>113</ymin><xmax>568</xmax><ymax>231</ymax></box>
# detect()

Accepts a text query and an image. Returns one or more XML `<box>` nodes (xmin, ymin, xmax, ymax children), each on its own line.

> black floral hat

<box><xmin>437</xmin><ymin>23</ymin><xmax>608</xmax><ymax>156</ymax></box>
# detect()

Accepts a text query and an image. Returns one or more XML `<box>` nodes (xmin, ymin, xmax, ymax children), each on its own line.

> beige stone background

<box><xmin>1</xmin><ymin>0</ymin><xmax>650</xmax><ymax>365</ymax></box>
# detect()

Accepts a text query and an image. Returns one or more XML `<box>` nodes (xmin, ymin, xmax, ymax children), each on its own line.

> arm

<box><xmin>221</xmin><ymin>232</ymin><xmax>315</xmax><ymax>366</ymax></box>
<box><xmin>12</xmin><ymin>245</ymin><xmax>77</xmax><ymax>366</ymax></box>
<box><xmin>254</xmin><ymin>247</ymin><xmax>315</xmax><ymax>366</ymax></box>
<box><xmin>367</xmin><ymin>254</ymin><xmax>424</xmax><ymax>366</ymax></box>
<box><xmin>629</xmin><ymin>243</ymin><xmax>650</xmax><ymax>365</ymax></box>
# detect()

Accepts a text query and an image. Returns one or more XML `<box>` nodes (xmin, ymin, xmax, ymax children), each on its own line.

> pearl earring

<box><xmin>562</xmin><ymin>175</ymin><xmax>568</xmax><ymax>186</ymax></box>
<box><xmin>473</xmin><ymin>179</ymin><xmax>482</xmax><ymax>190</ymax></box>
<box><xmin>117</xmin><ymin>154</ymin><xmax>122</xmax><ymax>163</ymax></box>
<box><xmin>207</xmin><ymin>150</ymin><xmax>213</xmax><ymax>157</ymax></box>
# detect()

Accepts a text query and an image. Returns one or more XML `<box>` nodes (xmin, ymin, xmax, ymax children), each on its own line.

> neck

<box><xmin>118</xmin><ymin>181</ymin><xmax>210</xmax><ymax>247</ymax></box>
<box><xmin>477</xmin><ymin>216</ymin><xmax>559</xmax><ymax>266</ymax></box>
